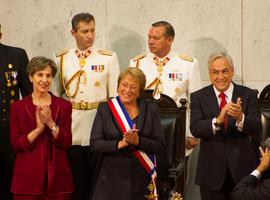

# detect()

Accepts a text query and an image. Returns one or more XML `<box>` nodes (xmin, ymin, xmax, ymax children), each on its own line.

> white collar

<box><xmin>213</xmin><ymin>82</ymin><xmax>234</xmax><ymax>101</ymax></box>
<box><xmin>150</xmin><ymin>51</ymin><xmax>174</xmax><ymax>60</ymax></box>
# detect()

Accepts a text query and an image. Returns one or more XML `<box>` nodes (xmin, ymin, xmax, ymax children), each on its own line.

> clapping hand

<box><xmin>227</xmin><ymin>97</ymin><xmax>243</xmax><ymax>122</ymax></box>
<box><xmin>39</xmin><ymin>105</ymin><xmax>56</xmax><ymax>129</ymax></box>
<box><xmin>124</xmin><ymin>124</ymin><xmax>139</xmax><ymax>146</ymax></box>
<box><xmin>35</xmin><ymin>105</ymin><xmax>45</xmax><ymax>132</ymax></box>
<box><xmin>257</xmin><ymin>147</ymin><xmax>270</xmax><ymax>173</ymax></box>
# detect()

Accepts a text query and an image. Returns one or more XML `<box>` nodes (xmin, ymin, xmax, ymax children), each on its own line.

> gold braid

<box><xmin>60</xmin><ymin>55</ymin><xmax>85</xmax><ymax>98</ymax></box>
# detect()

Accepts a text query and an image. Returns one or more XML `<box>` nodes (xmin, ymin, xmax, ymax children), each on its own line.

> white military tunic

<box><xmin>52</xmin><ymin>46</ymin><xmax>120</xmax><ymax>146</ymax></box>
<box><xmin>129</xmin><ymin>51</ymin><xmax>201</xmax><ymax>155</ymax></box>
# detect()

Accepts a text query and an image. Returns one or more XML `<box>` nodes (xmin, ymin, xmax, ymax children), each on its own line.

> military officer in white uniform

<box><xmin>129</xmin><ymin>21</ymin><xmax>201</xmax><ymax>156</ymax></box>
<box><xmin>52</xmin><ymin>13</ymin><xmax>120</xmax><ymax>200</ymax></box>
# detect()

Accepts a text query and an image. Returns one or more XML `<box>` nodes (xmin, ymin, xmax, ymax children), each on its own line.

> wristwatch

<box><xmin>50</xmin><ymin>124</ymin><xmax>58</xmax><ymax>132</ymax></box>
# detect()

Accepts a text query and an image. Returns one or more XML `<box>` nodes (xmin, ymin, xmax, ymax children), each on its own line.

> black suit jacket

<box><xmin>190</xmin><ymin>83</ymin><xmax>260</xmax><ymax>191</ymax></box>
<box><xmin>90</xmin><ymin>99</ymin><xmax>165</xmax><ymax>200</ymax></box>
<box><xmin>0</xmin><ymin>43</ymin><xmax>32</xmax><ymax>152</ymax></box>
<box><xmin>230</xmin><ymin>175</ymin><xmax>270</xmax><ymax>200</ymax></box>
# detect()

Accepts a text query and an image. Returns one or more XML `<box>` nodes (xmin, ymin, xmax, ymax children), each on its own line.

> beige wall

<box><xmin>1</xmin><ymin>0</ymin><xmax>269</xmax><ymax>92</ymax></box>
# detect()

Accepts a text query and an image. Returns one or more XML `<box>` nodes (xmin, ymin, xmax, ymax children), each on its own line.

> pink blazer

<box><xmin>10</xmin><ymin>94</ymin><xmax>73</xmax><ymax>194</ymax></box>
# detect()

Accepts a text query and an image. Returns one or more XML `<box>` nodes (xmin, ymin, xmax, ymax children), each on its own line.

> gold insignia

<box><xmin>175</xmin><ymin>87</ymin><xmax>181</xmax><ymax>94</ymax></box>
<box><xmin>8</xmin><ymin>64</ymin><xmax>12</xmax><ymax>68</ymax></box>
<box><xmin>79</xmin><ymin>58</ymin><xmax>86</xmax><ymax>67</ymax></box>
<box><xmin>132</xmin><ymin>52</ymin><xmax>146</xmax><ymax>62</ymax></box>
<box><xmin>94</xmin><ymin>81</ymin><xmax>100</xmax><ymax>87</ymax></box>
<box><xmin>12</xmin><ymin>80</ymin><xmax>17</xmax><ymax>86</ymax></box>
<box><xmin>55</xmin><ymin>48</ymin><xmax>69</xmax><ymax>58</ymax></box>
<box><xmin>98</xmin><ymin>49</ymin><xmax>113</xmax><ymax>56</ymax></box>
<box><xmin>10</xmin><ymin>90</ymin><xmax>15</xmax><ymax>96</ymax></box>
<box><xmin>180</xmin><ymin>54</ymin><xmax>194</xmax><ymax>62</ymax></box>
<box><xmin>157</xmin><ymin>65</ymin><xmax>163</xmax><ymax>73</ymax></box>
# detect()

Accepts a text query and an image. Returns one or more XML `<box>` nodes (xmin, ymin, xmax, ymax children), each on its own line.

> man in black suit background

<box><xmin>190</xmin><ymin>52</ymin><xmax>260</xmax><ymax>200</ymax></box>
<box><xmin>0</xmin><ymin>24</ymin><xmax>32</xmax><ymax>200</ymax></box>
<box><xmin>230</xmin><ymin>138</ymin><xmax>270</xmax><ymax>200</ymax></box>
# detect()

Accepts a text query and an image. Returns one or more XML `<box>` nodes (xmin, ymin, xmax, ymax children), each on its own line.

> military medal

<box><xmin>7</xmin><ymin>81</ymin><xmax>11</xmax><ymax>87</ymax></box>
<box><xmin>12</xmin><ymin>71</ymin><xmax>18</xmax><ymax>86</ymax></box>
<box><xmin>76</xmin><ymin>49</ymin><xmax>91</xmax><ymax>68</ymax></box>
<box><xmin>157</xmin><ymin>65</ymin><xmax>163</xmax><ymax>73</ymax></box>
<box><xmin>79</xmin><ymin>58</ymin><xmax>86</xmax><ymax>67</ymax></box>
<box><xmin>10</xmin><ymin>90</ymin><xmax>15</xmax><ymax>96</ymax></box>
<box><xmin>5</xmin><ymin>72</ymin><xmax>11</xmax><ymax>87</ymax></box>
<box><xmin>144</xmin><ymin>180</ymin><xmax>158</xmax><ymax>200</ymax></box>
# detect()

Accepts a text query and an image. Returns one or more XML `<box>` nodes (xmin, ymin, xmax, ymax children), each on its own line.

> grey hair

<box><xmin>208</xmin><ymin>52</ymin><xmax>234</xmax><ymax>71</ymax></box>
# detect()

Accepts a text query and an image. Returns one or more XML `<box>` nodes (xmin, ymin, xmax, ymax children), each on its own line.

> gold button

<box><xmin>2</xmin><ymin>109</ymin><xmax>6</xmax><ymax>112</ymax></box>
<box><xmin>2</xmin><ymin>118</ymin><xmax>6</xmax><ymax>122</ymax></box>
<box><xmin>2</xmin><ymin>90</ymin><xmax>5</xmax><ymax>94</ymax></box>
<box><xmin>2</xmin><ymin>100</ymin><xmax>6</xmax><ymax>103</ymax></box>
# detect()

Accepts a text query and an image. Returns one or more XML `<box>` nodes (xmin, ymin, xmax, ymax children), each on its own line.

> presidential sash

<box><xmin>108</xmin><ymin>96</ymin><xmax>158</xmax><ymax>199</ymax></box>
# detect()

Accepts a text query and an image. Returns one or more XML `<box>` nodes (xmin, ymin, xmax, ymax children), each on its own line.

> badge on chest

<box><xmin>168</xmin><ymin>73</ymin><xmax>182</xmax><ymax>81</ymax></box>
<box><xmin>91</xmin><ymin>65</ymin><xmax>105</xmax><ymax>72</ymax></box>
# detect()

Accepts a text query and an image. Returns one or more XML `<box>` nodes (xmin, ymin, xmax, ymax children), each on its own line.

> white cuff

<box><xmin>235</xmin><ymin>114</ymin><xmax>245</xmax><ymax>131</ymax></box>
<box><xmin>251</xmin><ymin>169</ymin><xmax>261</xmax><ymax>180</ymax></box>
<box><xmin>212</xmin><ymin>118</ymin><xmax>220</xmax><ymax>135</ymax></box>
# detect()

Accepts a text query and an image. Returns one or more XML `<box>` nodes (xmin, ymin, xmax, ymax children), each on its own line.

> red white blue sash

<box><xmin>108</xmin><ymin>96</ymin><xmax>158</xmax><ymax>197</ymax></box>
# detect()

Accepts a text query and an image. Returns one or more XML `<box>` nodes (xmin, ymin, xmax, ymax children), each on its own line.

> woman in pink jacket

<box><xmin>10</xmin><ymin>56</ymin><xmax>73</xmax><ymax>200</ymax></box>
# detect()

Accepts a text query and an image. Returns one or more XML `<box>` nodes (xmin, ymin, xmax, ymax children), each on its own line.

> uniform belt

<box><xmin>71</xmin><ymin>100</ymin><xmax>106</xmax><ymax>110</ymax></box>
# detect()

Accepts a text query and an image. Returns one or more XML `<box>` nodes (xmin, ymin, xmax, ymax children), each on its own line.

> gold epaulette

<box><xmin>180</xmin><ymin>54</ymin><xmax>194</xmax><ymax>62</ymax></box>
<box><xmin>98</xmin><ymin>49</ymin><xmax>113</xmax><ymax>56</ymax></box>
<box><xmin>55</xmin><ymin>48</ymin><xmax>69</xmax><ymax>58</ymax></box>
<box><xmin>132</xmin><ymin>52</ymin><xmax>146</xmax><ymax>62</ymax></box>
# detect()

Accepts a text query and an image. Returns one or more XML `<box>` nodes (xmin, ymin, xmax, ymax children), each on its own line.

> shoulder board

<box><xmin>179</xmin><ymin>54</ymin><xmax>194</xmax><ymax>62</ymax></box>
<box><xmin>132</xmin><ymin>52</ymin><xmax>146</xmax><ymax>62</ymax></box>
<box><xmin>98</xmin><ymin>49</ymin><xmax>113</xmax><ymax>56</ymax></box>
<box><xmin>55</xmin><ymin>48</ymin><xmax>69</xmax><ymax>57</ymax></box>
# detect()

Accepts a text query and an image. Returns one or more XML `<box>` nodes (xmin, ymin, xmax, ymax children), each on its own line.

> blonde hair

<box><xmin>117</xmin><ymin>68</ymin><xmax>146</xmax><ymax>95</ymax></box>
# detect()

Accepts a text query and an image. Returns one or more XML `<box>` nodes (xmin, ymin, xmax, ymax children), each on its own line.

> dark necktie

<box><xmin>219</xmin><ymin>92</ymin><xmax>228</xmax><ymax>128</ymax></box>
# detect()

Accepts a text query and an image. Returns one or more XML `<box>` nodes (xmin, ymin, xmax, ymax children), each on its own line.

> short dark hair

<box><xmin>27</xmin><ymin>56</ymin><xmax>57</xmax><ymax>78</ymax></box>
<box><xmin>152</xmin><ymin>21</ymin><xmax>175</xmax><ymax>38</ymax></box>
<box><xmin>71</xmin><ymin>12</ymin><xmax>95</xmax><ymax>31</ymax></box>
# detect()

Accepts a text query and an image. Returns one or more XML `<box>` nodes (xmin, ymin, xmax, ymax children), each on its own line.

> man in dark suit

<box><xmin>230</xmin><ymin>138</ymin><xmax>270</xmax><ymax>200</ymax></box>
<box><xmin>0</xmin><ymin>24</ymin><xmax>32</xmax><ymax>200</ymax></box>
<box><xmin>190</xmin><ymin>52</ymin><xmax>260</xmax><ymax>200</ymax></box>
